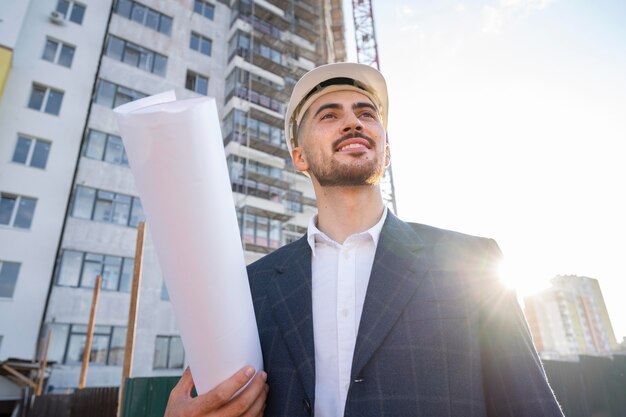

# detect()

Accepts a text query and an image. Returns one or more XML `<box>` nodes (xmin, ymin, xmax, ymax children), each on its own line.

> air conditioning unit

<box><xmin>49</xmin><ymin>10</ymin><xmax>65</xmax><ymax>25</ymax></box>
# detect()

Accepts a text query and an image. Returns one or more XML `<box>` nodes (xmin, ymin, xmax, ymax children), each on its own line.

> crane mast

<box><xmin>351</xmin><ymin>0</ymin><xmax>398</xmax><ymax>213</ymax></box>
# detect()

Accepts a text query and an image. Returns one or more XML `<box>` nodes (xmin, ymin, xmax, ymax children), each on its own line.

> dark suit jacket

<box><xmin>247</xmin><ymin>212</ymin><xmax>563</xmax><ymax>416</ymax></box>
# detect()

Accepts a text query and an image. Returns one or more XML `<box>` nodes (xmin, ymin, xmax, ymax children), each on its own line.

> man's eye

<box><xmin>321</xmin><ymin>113</ymin><xmax>335</xmax><ymax>120</ymax></box>
<box><xmin>360</xmin><ymin>112</ymin><xmax>375</xmax><ymax>118</ymax></box>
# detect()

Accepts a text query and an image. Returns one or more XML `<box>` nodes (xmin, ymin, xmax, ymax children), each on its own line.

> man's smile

<box><xmin>333</xmin><ymin>134</ymin><xmax>375</xmax><ymax>154</ymax></box>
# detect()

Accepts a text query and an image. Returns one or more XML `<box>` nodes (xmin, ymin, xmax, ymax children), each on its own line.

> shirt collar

<box><xmin>307</xmin><ymin>206</ymin><xmax>388</xmax><ymax>257</ymax></box>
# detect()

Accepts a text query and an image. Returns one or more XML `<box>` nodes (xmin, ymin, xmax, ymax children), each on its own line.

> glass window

<box><xmin>85</xmin><ymin>130</ymin><xmax>106</xmax><ymax>160</ymax></box>
<box><xmin>72</xmin><ymin>186</ymin><xmax>96</xmax><ymax>219</ymax></box>
<box><xmin>58</xmin><ymin>44</ymin><xmax>75</xmax><ymax>67</ymax></box>
<box><xmin>109</xmin><ymin>327</ymin><xmax>126</xmax><ymax>365</ymax></box>
<box><xmin>57</xmin><ymin>250</ymin><xmax>83</xmax><ymax>287</ymax></box>
<box><xmin>0</xmin><ymin>194</ymin><xmax>16</xmax><ymax>226</ymax></box>
<box><xmin>28</xmin><ymin>85</ymin><xmax>46</xmax><ymax>111</ymax></box>
<box><xmin>129</xmin><ymin>198</ymin><xmax>144</xmax><ymax>227</ymax></box>
<box><xmin>169</xmin><ymin>337</ymin><xmax>184</xmax><ymax>368</ymax></box>
<box><xmin>131</xmin><ymin>3</ymin><xmax>146</xmax><ymax>24</ymax></box>
<box><xmin>56</xmin><ymin>0</ymin><xmax>69</xmax><ymax>16</ymax></box>
<box><xmin>81</xmin><ymin>253</ymin><xmax>103</xmax><ymax>288</ymax></box>
<box><xmin>0</xmin><ymin>261</ymin><xmax>20</xmax><ymax>298</ymax></box>
<box><xmin>42</xmin><ymin>39</ymin><xmax>58</xmax><ymax>62</ymax></box>
<box><xmin>159</xmin><ymin>15</ymin><xmax>172</xmax><ymax>35</ymax></box>
<box><xmin>13</xmin><ymin>196</ymin><xmax>36</xmax><ymax>229</ymax></box>
<box><xmin>44</xmin><ymin>89</ymin><xmax>63</xmax><ymax>116</ymax></box>
<box><xmin>0</xmin><ymin>193</ymin><xmax>37</xmax><ymax>229</ymax></box>
<box><xmin>30</xmin><ymin>140</ymin><xmax>51</xmax><ymax>169</ymax></box>
<box><xmin>102</xmin><ymin>256</ymin><xmax>122</xmax><ymax>290</ymax></box>
<box><xmin>69</xmin><ymin>2</ymin><xmax>85</xmax><ymax>24</ymax></box>
<box><xmin>154</xmin><ymin>336</ymin><xmax>184</xmax><ymax>369</ymax></box>
<box><xmin>145</xmin><ymin>8</ymin><xmax>159</xmax><ymax>30</ymax></box>
<box><xmin>106</xmin><ymin>36</ymin><xmax>124</xmax><ymax>62</ymax></box>
<box><xmin>114</xmin><ymin>0</ymin><xmax>132</xmax><ymax>18</ymax></box>
<box><xmin>45</xmin><ymin>323</ymin><xmax>70</xmax><ymax>363</ymax></box>
<box><xmin>112</xmin><ymin>194</ymin><xmax>131</xmax><ymax>225</ymax></box>
<box><xmin>12</xmin><ymin>136</ymin><xmax>32</xmax><ymax>164</ymax></box>
<box><xmin>119</xmin><ymin>259</ymin><xmax>133</xmax><ymax>293</ymax></box>
<box><xmin>153</xmin><ymin>54</ymin><xmax>167</xmax><ymax>77</ymax></box>
<box><xmin>194</xmin><ymin>0</ymin><xmax>214</xmax><ymax>20</ymax></box>
<box><xmin>95</xmin><ymin>80</ymin><xmax>116</xmax><ymax>108</ymax></box>
<box><xmin>94</xmin><ymin>190</ymin><xmax>114</xmax><ymax>223</ymax></box>
<box><xmin>154</xmin><ymin>336</ymin><xmax>168</xmax><ymax>369</ymax></box>
<box><xmin>185</xmin><ymin>71</ymin><xmax>208</xmax><ymax>95</ymax></box>
<box><xmin>104</xmin><ymin>135</ymin><xmax>125</xmax><ymax>164</ymax></box>
<box><xmin>190</xmin><ymin>33</ymin><xmax>212</xmax><ymax>56</ymax></box>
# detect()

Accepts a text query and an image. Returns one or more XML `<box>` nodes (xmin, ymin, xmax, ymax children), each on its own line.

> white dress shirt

<box><xmin>307</xmin><ymin>207</ymin><xmax>388</xmax><ymax>417</ymax></box>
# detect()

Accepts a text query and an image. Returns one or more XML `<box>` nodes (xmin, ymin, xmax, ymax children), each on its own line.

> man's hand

<box><xmin>164</xmin><ymin>366</ymin><xmax>268</xmax><ymax>417</ymax></box>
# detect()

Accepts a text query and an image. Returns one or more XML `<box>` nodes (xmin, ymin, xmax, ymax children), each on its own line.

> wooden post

<box><xmin>118</xmin><ymin>221</ymin><xmax>145</xmax><ymax>417</ymax></box>
<box><xmin>78</xmin><ymin>275</ymin><xmax>101</xmax><ymax>389</ymax></box>
<box><xmin>35</xmin><ymin>329</ymin><xmax>52</xmax><ymax>395</ymax></box>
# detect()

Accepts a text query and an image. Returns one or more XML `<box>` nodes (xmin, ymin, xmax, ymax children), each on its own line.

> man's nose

<box><xmin>342</xmin><ymin>113</ymin><xmax>363</xmax><ymax>132</ymax></box>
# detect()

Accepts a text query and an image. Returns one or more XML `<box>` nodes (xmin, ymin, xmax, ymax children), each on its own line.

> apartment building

<box><xmin>0</xmin><ymin>0</ymin><xmax>345</xmax><ymax>392</ymax></box>
<box><xmin>524</xmin><ymin>275</ymin><xmax>619</xmax><ymax>360</ymax></box>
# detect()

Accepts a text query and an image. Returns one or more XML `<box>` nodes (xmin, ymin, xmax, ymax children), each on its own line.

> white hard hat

<box><xmin>284</xmin><ymin>62</ymin><xmax>389</xmax><ymax>155</ymax></box>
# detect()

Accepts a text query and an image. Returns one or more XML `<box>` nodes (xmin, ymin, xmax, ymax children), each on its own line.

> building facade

<box><xmin>0</xmin><ymin>0</ymin><xmax>345</xmax><ymax>393</ymax></box>
<box><xmin>524</xmin><ymin>275</ymin><xmax>619</xmax><ymax>360</ymax></box>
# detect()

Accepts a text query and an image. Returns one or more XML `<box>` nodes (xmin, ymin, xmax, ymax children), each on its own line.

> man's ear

<box><xmin>291</xmin><ymin>147</ymin><xmax>309</xmax><ymax>173</ymax></box>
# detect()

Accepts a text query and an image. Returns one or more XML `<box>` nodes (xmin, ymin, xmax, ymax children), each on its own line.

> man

<box><xmin>165</xmin><ymin>63</ymin><xmax>563</xmax><ymax>417</ymax></box>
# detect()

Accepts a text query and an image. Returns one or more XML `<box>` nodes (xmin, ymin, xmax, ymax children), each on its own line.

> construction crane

<box><xmin>351</xmin><ymin>0</ymin><xmax>398</xmax><ymax>214</ymax></box>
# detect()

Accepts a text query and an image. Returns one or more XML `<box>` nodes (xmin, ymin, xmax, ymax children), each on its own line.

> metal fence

<box><xmin>544</xmin><ymin>355</ymin><xmax>626</xmax><ymax>417</ymax></box>
<box><xmin>27</xmin><ymin>387</ymin><xmax>118</xmax><ymax>417</ymax></box>
<box><xmin>25</xmin><ymin>354</ymin><xmax>626</xmax><ymax>417</ymax></box>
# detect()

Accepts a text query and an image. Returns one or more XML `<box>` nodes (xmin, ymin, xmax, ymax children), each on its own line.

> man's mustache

<box><xmin>332</xmin><ymin>132</ymin><xmax>376</xmax><ymax>150</ymax></box>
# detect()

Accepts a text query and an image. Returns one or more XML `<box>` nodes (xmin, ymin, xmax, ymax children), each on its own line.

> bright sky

<box><xmin>343</xmin><ymin>0</ymin><xmax>626</xmax><ymax>341</ymax></box>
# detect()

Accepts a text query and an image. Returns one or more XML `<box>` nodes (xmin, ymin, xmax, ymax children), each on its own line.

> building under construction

<box><xmin>0</xmin><ymin>0</ymin><xmax>349</xmax><ymax>401</ymax></box>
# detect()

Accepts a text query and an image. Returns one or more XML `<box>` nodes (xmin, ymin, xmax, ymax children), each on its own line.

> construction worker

<box><xmin>164</xmin><ymin>63</ymin><xmax>563</xmax><ymax>417</ymax></box>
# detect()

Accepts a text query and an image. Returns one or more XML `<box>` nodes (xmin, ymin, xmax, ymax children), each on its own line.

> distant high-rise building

<box><xmin>524</xmin><ymin>275</ymin><xmax>618</xmax><ymax>360</ymax></box>
<box><xmin>0</xmin><ymin>0</ymin><xmax>346</xmax><ymax>393</ymax></box>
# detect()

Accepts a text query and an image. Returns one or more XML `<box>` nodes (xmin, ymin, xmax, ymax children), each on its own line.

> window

<box><xmin>237</xmin><ymin>211</ymin><xmax>282</xmax><ymax>249</ymax></box>
<box><xmin>189</xmin><ymin>32</ymin><xmax>212</xmax><ymax>56</ymax></box>
<box><xmin>0</xmin><ymin>261</ymin><xmax>20</xmax><ymax>298</ymax></box>
<box><xmin>223</xmin><ymin>110</ymin><xmax>284</xmax><ymax>148</ymax></box>
<box><xmin>154</xmin><ymin>336</ymin><xmax>184</xmax><ymax>369</ymax></box>
<box><xmin>194</xmin><ymin>0</ymin><xmax>214</xmax><ymax>20</ymax></box>
<box><xmin>56</xmin><ymin>249</ymin><xmax>134</xmax><ymax>292</ymax></box>
<box><xmin>44</xmin><ymin>323</ymin><xmax>126</xmax><ymax>366</ymax></box>
<box><xmin>12</xmin><ymin>135</ymin><xmax>51</xmax><ymax>169</ymax></box>
<box><xmin>0</xmin><ymin>193</ymin><xmax>37</xmax><ymax>229</ymax></box>
<box><xmin>114</xmin><ymin>0</ymin><xmax>172</xmax><ymax>35</ymax></box>
<box><xmin>56</xmin><ymin>0</ymin><xmax>86</xmax><ymax>24</ymax></box>
<box><xmin>42</xmin><ymin>38</ymin><xmax>75</xmax><ymax>68</ymax></box>
<box><xmin>28</xmin><ymin>84</ymin><xmax>64</xmax><ymax>115</ymax></box>
<box><xmin>185</xmin><ymin>71</ymin><xmax>208</xmax><ymax>95</ymax></box>
<box><xmin>84</xmin><ymin>130</ymin><xmax>129</xmax><ymax>166</ymax></box>
<box><xmin>94</xmin><ymin>79</ymin><xmax>147</xmax><ymax>108</ymax></box>
<box><xmin>105</xmin><ymin>35</ymin><xmax>167</xmax><ymax>76</ymax></box>
<box><xmin>71</xmin><ymin>185</ymin><xmax>144</xmax><ymax>228</ymax></box>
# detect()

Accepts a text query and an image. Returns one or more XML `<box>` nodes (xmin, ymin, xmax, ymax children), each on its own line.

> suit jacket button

<box><xmin>303</xmin><ymin>398</ymin><xmax>312</xmax><ymax>415</ymax></box>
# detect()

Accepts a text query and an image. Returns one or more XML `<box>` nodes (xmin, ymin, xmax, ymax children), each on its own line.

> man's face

<box><xmin>293</xmin><ymin>90</ymin><xmax>388</xmax><ymax>187</ymax></box>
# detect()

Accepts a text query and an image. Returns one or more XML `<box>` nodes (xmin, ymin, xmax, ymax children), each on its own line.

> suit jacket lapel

<box><xmin>266</xmin><ymin>236</ymin><xmax>316</xmax><ymax>401</ymax></box>
<box><xmin>351</xmin><ymin>212</ymin><xmax>431</xmax><ymax>379</ymax></box>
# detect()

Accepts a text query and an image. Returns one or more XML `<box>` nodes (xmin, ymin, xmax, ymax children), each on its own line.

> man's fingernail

<box><xmin>245</xmin><ymin>367</ymin><xmax>255</xmax><ymax>377</ymax></box>
<box><xmin>261</xmin><ymin>371</ymin><xmax>267</xmax><ymax>381</ymax></box>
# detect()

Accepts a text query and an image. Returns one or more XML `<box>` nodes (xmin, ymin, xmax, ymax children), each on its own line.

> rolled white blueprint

<box><xmin>114</xmin><ymin>91</ymin><xmax>263</xmax><ymax>394</ymax></box>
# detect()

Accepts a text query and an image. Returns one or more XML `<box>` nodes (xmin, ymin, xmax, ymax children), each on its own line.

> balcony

<box><xmin>245</xmin><ymin>169</ymin><xmax>290</xmax><ymax>189</ymax></box>
<box><xmin>232</xmin><ymin>47</ymin><xmax>293</xmax><ymax>79</ymax></box>
<box><xmin>225</xmin><ymin>131</ymin><xmax>290</xmax><ymax>159</ymax></box>
<box><xmin>226</xmin><ymin>85</ymin><xmax>286</xmax><ymax>115</ymax></box>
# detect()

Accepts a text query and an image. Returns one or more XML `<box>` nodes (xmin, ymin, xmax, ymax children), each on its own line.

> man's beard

<box><xmin>306</xmin><ymin>133</ymin><xmax>386</xmax><ymax>187</ymax></box>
